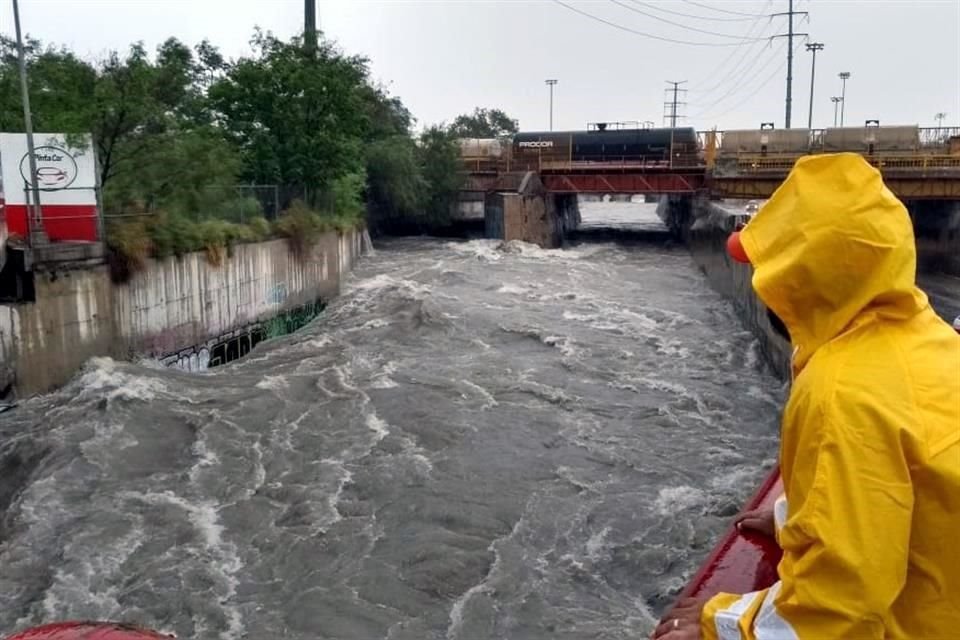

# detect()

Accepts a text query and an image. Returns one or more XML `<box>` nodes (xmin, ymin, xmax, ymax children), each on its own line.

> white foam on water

<box><xmin>445</xmin><ymin>239</ymin><xmax>503</xmax><ymax>262</ymax></box>
<box><xmin>585</xmin><ymin>526</ymin><xmax>611</xmax><ymax>562</ymax></box>
<box><xmin>366</xmin><ymin>413</ymin><xmax>390</xmax><ymax>443</ymax></box>
<box><xmin>188</xmin><ymin>429</ymin><xmax>221</xmax><ymax>486</ymax></box>
<box><xmin>446</xmin><ymin>509</ymin><xmax>527</xmax><ymax>640</ymax></box>
<box><xmin>124</xmin><ymin>490</ymin><xmax>244</xmax><ymax>639</ymax></box>
<box><xmin>542</xmin><ymin>335</ymin><xmax>581</xmax><ymax>358</ymax></box>
<box><xmin>304</xmin><ymin>335</ymin><xmax>334</xmax><ymax>349</ymax></box>
<box><xmin>255</xmin><ymin>374</ymin><xmax>288</xmax><ymax>390</ymax></box>
<box><xmin>369</xmin><ymin>361</ymin><xmax>400</xmax><ymax>389</ymax></box>
<box><xmin>77</xmin><ymin>358</ymin><xmax>166</xmax><ymax>402</ymax></box>
<box><xmin>710</xmin><ymin>467</ymin><xmax>756</xmax><ymax>493</ymax></box>
<box><xmin>356</xmin><ymin>318</ymin><xmax>391</xmax><ymax>330</ymax></box>
<box><xmin>745</xmin><ymin>339</ymin><xmax>761</xmax><ymax>370</ymax></box>
<box><xmin>460</xmin><ymin>379</ymin><xmax>498</xmax><ymax>409</ymax></box>
<box><xmin>654</xmin><ymin>485</ymin><xmax>707</xmax><ymax>516</ymax></box>
<box><xmin>496</xmin><ymin>283</ymin><xmax>527</xmax><ymax>295</ymax></box>
<box><xmin>79</xmin><ymin>420</ymin><xmax>138</xmax><ymax>466</ymax></box>
<box><xmin>40</xmin><ymin>522</ymin><xmax>145</xmax><ymax>623</ymax></box>
<box><xmin>315</xmin><ymin>458</ymin><xmax>354</xmax><ymax>533</ymax></box>
<box><xmin>248</xmin><ymin>440</ymin><xmax>267</xmax><ymax>497</ymax></box>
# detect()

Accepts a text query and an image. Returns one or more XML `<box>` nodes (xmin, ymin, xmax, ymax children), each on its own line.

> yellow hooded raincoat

<box><xmin>700</xmin><ymin>153</ymin><xmax>960</xmax><ymax>640</ymax></box>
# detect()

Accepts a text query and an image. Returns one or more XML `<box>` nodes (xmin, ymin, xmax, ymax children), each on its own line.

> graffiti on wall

<box><xmin>163</xmin><ymin>299</ymin><xmax>327</xmax><ymax>372</ymax></box>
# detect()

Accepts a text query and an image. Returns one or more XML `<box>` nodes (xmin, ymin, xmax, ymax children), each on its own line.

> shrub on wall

<box><xmin>273</xmin><ymin>199</ymin><xmax>364</xmax><ymax>257</ymax></box>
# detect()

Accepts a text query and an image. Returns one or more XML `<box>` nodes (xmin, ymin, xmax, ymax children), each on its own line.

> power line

<box><xmin>681</xmin><ymin>0</ymin><xmax>770</xmax><ymax>17</ymax></box>
<box><xmin>609</xmin><ymin>0</ymin><xmax>770</xmax><ymax>39</ymax></box>
<box><xmin>689</xmin><ymin>38</ymin><xmax>786</xmax><ymax>111</ymax></box>
<box><xmin>688</xmin><ymin>38</ymin><xmax>787</xmax><ymax>117</ymax></box>
<box><xmin>628</xmin><ymin>0</ymin><xmax>761</xmax><ymax>22</ymax></box>
<box><xmin>690</xmin><ymin>17</ymin><xmax>782</xmax><ymax>97</ymax></box>
<box><xmin>552</xmin><ymin>0</ymin><xmax>766</xmax><ymax>46</ymax></box>
<box><xmin>688</xmin><ymin>0</ymin><xmax>777</xmax><ymax>94</ymax></box>
<box><xmin>693</xmin><ymin>43</ymin><xmax>804</xmax><ymax>124</ymax></box>
<box><xmin>769</xmin><ymin>0</ymin><xmax>809</xmax><ymax>127</ymax></box>
<box><xmin>664</xmin><ymin>80</ymin><xmax>688</xmax><ymax>126</ymax></box>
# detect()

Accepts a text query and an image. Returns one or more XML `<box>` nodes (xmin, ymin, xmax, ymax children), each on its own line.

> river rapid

<box><xmin>0</xmin><ymin>203</ymin><xmax>785</xmax><ymax>639</ymax></box>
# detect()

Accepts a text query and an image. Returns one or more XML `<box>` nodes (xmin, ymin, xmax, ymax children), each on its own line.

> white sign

<box><xmin>0</xmin><ymin>133</ymin><xmax>96</xmax><ymax>206</ymax></box>
<box><xmin>518</xmin><ymin>140</ymin><xmax>555</xmax><ymax>149</ymax></box>
<box><xmin>20</xmin><ymin>145</ymin><xmax>79</xmax><ymax>189</ymax></box>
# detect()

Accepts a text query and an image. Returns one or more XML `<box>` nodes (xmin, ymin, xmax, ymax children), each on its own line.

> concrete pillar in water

<box><xmin>483</xmin><ymin>173</ymin><xmax>579</xmax><ymax>248</ymax></box>
<box><xmin>908</xmin><ymin>200</ymin><xmax>960</xmax><ymax>276</ymax></box>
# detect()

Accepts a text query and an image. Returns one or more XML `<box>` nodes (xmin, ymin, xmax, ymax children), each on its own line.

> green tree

<box><xmin>365</xmin><ymin>134</ymin><xmax>426</xmax><ymax>230</ymax></box>
<box><xmin>418</xmin><ymin>125</ymin><xmax>463</xmax><ymax>227</ymax></box>
<box><xmin>208</xmin><ymin>31</ymin><xmax>372</xmax><ymax>208</ymax></box>
<box><xmin>449</xmin><ymin>107</ymin><xmax>518</xmax><ymax>138</ymax></box>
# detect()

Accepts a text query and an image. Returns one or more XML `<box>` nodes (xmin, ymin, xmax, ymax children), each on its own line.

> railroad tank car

<box><xmin>822</xmin><ymin>125</ymin><xmax>919</xmax><ymax>153</ymax></box>
<box><xmin>457</xmin><ymin>138</ymin><xmax>503</xmax><ymax>158</ymax></box>
<box><xmin>512</xmin><ymin>127</ymin><xmax>698</xmax><ymax>164</ymax></box>
<box><xmin>720</xmin><ymin>129</ymin><xmax>811</xmax><ymax>154</ymax></box>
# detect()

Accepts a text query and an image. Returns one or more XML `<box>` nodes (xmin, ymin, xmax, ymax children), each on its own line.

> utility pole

<box><xmin>838</xmin><ymin>71</ymin><xmax>850</xmax><ymax>126</ymax></box>
<box><xmin>12</xmin><ymin>0</ymin><xmax>44</xmax><ymax>244</ymax></box>
<box><xmin>663</xmin><ymin>80</ymin><xmax>688</xmax><ymax>127</ymax></box>
<box><xmin>304</xmin><ymin>0</ymin><xmax>317</xmax><ymax>55</ymax></box>
<box><xmin>831</xmin><ymin>96</ymin><xmax>842</xmax><ymax>127</ymax></box>
<box><xmin>771</xmin><ymin>0</ymin><xmax>808</xmax><ymax>128</ymax></box>
<box><xmin>545</xmin><ymin>79</ymin><xmax>558</xmax><ymax>131</ymax></box>
<box><xmin>805</xmin><ymin>42</ymin><xmax>824</xmax><ymax>129</ymax></box>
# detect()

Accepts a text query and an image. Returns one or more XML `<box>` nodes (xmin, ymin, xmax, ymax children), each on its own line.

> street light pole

<box><xmin>831</xmin><ymin>96</ymin><xmax>842</xmax><ymax>127</ymax></box>
<box><xmin>545</xmin><ymin>79</ymin><xmax>558</xmax><ymax>131</ymax></box>
<box><xmin>805</xmin><ymin>42</ymin><xmax>824</xmax><ymax>129</ymax></box>
<box><xmin>839</xmin><ymin>71</ymin><xmax>851</xmax><ymax>126</ymax></box>
<box><xmin>12</xmin><ymin>0</ymin><xmax>43</xmax><ymax>243</ymax></box>
<box><xmin>935</xmin><ymin>112</ymin><xmax>948</xmax><ymax>128</ymax></box>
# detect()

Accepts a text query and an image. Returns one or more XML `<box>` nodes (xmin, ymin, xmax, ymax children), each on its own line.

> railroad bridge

<box><xmin>461</xmin><ymin>126</ymin><xmax>960</xmax><ymax>201</ymax></box>
<box><xmin>459</xmin><ymin>125</ymin><xmax>960</xmax><ymax>254</ymax></box>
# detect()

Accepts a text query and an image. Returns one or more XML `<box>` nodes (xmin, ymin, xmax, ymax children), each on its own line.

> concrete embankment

<box><xmin>0</xmin><ymin>229</ymin><xmax>367</xmax><ymax>397</ymax></box>
<box><xmin>677</xmin><ymin>199</ymin><xmax>793</xmax><ymax>379</ymax></box>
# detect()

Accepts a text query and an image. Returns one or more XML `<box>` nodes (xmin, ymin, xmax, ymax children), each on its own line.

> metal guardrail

<box><xmin>718</xmin><ymin>153</ymin><xmax>960</xmax><ymax>174</ymax></box>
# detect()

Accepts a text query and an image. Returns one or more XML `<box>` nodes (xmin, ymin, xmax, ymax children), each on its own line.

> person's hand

<box><xmin>651</xmin><ymin>597</ymin><xmax>708</xmax><ymax>639</ymax></box>
<box><xmin>736</xmin><ymin>507</ymin><xmax>775</xmax><ymax>537</ymax></box>
<box><xmin>650</xmin><ymin>618</ymin><xmax>700</xmax><ymax>639</ymax></box>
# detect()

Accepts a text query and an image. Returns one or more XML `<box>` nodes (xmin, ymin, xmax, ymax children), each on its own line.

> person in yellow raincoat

<box><xmin>654</xmin><ymin>153</ymin><xmax>960</xmax><ymax>640</ymax></box>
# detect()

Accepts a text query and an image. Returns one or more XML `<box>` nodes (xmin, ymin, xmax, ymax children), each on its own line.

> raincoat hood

<box><xmin>738</xmin><ymin>153</ymin><xmax>927</xmax><ymax>368</ymax></box>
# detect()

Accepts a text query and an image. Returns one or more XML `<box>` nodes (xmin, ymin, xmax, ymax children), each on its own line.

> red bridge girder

<box><xmin>540</xmin><ymin>172</ymin><xmax>705</xmax><ymax>194</ymax></box>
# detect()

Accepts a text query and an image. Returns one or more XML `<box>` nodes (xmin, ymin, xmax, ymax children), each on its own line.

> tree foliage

<box><xmin>0</xmin><ymin>30</ymin><xmax>481</xmax><ymax>235</ymax></box>
<box><xmin>449</xmin><ymin>107</ymin><xmax>518</xmax><ymax>138</ymax></box>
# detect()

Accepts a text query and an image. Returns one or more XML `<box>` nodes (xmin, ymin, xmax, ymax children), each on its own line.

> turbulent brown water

<box><xmin>0</xmin><ymin>206</ymin><xmax>786</xmax><ymax>638</ymax></box>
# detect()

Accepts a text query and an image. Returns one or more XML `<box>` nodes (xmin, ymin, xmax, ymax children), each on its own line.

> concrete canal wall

<box><xmin>0</xmin><ymin>229</ymin><xmax>367</xmax><ymax>397</ymax></box>
<box><xmin>678</xmin><ymin>199</ymin><xmax>794</xmax><ymax>380</ymax></box>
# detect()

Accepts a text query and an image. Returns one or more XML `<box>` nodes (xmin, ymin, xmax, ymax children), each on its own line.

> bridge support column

<box><xmin>484</xmin><ymin>173</ymin><xmax>579</xmax><ymax>248</ymax></box>
<box><xmin>908</xmin><ymin>200</ymin><xmax>960</xmax><ymax>276</ymax></box>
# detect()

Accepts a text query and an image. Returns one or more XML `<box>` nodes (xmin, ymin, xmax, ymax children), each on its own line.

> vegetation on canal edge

<box><xmin>105</xmin><ymin>199</ymin><xmax>365</xmax><ymax>282</ymax></box>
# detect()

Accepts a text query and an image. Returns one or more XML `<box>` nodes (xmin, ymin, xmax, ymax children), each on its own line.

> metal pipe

<box><xmin>805</xmin><ymin>43</ymin><xmax>824</xmax><ymax>129</ymax></box>
<box><xmin>12</xmin><ymin>0</ymin><xmax>43</xmax><ymax>242</ymax></box>
<box><xmin>839</xmin><ymin>71</ymin><xmax>850</xmax><ymax>126</ymax></box>
<box><xmin>546</xmin><ymin>79</ymin><xmax>558</xmax><ymax>131</ymax></box>
<box><xmin>831</xmin><ymin>96</ymin><xmax>842</xmax><ymax>127</ymax></box>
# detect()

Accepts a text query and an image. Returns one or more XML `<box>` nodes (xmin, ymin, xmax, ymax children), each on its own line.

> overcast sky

<box><xmin>2</xmin><ymin>0</ymin><xmax>958</xmax><ymax>132</ymax></box>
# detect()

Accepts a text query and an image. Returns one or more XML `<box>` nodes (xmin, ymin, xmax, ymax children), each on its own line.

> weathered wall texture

<box><xmin>910</xmin><ymin>200</ymin><xmax>960</xmax><ymax>276</ymax></box>
<box><xmin>683</xmin><ymin>199</ymin><xmax>793</xmax><ymax>380</ymax></box>
<box><xmin>484</xmin><ymin>188</ymin><xmax>580</xmax><ymax>249</ymax></box>
<box><xmin>0</xmin><ymin>267</ymin><xmax>116</xmax><ymax>395</ymax></box>
<box><xmin>0</xmin><ymin>229</ymin><xmax>367</xmax><ymax>397</ymax></box>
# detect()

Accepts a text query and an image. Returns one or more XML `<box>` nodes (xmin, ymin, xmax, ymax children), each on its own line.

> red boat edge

<box><xmin>663</xmin><ymin>466</ymin><xmax>784</xmax><ymax>619</ymax></box>
<box><xmin>3</xmin><ymin>622</ymin><xmax>172</xmax><ymax>640</ymax></box>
